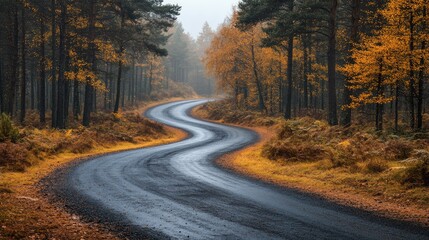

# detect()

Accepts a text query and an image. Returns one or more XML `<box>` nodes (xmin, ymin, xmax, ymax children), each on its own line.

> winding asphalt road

<box><xmin>52</xmin><ymin>99</ymin><xmax>429</xmax><ymax>240</ymax></box>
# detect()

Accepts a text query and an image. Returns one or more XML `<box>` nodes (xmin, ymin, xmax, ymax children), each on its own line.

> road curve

<box><xmin>52</xmin><ymin>99</ymin><xmax>429</xmax><ymax>240</ymax></box>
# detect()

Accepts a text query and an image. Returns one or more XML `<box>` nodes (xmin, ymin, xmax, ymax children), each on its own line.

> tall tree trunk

<box><xmin>132</xmin><ymin>62</ymin><xmax>136</xmax><ymax>104</ymax></box>
<box><xmin>93</xmin><ymin>89</ymin><xmax>97</xmax><ymax>113</ymax></box>
<box><xmin>2</xmin><ymin>6</ymin><xmax>19</xmax><ymax>115</ymax></box>
<box><xmin>56</xmin><ymin>0</ymin><xmax>67</xmax><ymax>129</ymax></box>
<box><xmin>308</xmin><ymin>38</ymin><xmax>314</xmax><ymax>109</ymax></box>
<box><xmin>121</xmin><ymin>72</ymin><xmax>125</xmax><ymax>108</ymax></box>
<box><xmin>341</xmin><ymin>0</ymin><xmax>360</xmax><ymax>127</ymax></box>
<box><xmin>73</xmin><ymin>74</ymin><xmax>80</xmax><ymax>120</ymax></box>
<box><xmin>9</xmin><ymin>7</ymin><xmax>19</xmax><ymax>116</ymax></box>
<box><xmin>113</xmin><ymin>7</ymin><xmax>125</xmax><ymax>113</ymax></box>
<box><xmin>149</xmin><ymin>61</ymin><xmax>154</xmax><ymax>97</ymax></box>
<box><xmin>39</xmin><ymin>17</ymin><xmax>46</xmax><ymax>124</ymax></box>
<box><xmin>0</xmin><ymin>56</ymin><xmax>3</xmax><ymax>114</ymax></box>
<box><xmin>417</xmin><ymin>6</ymin><xmax>426</xmax><ymax>130</ymax></box>
<box><xmin>303</xmin><ymin>35</ymin><xmax>309</xmax><ymax>109</ymax></box>
<box><xmin>30</xmin><ymin>60</ymin><xmax>35</xmax><ymax>110</ymax></box>
<box><xmin>250</xmin><ymin>39</ymin><xmax>266</xmax><ymax>112</ymax></box>
<box><xmin>128</xmin><ymin>57</ymin><xmax>134</xmax><ymax>102</ymax></box>
<box><xmin>114</xmin><ymin>45</ymin><xmax>124</xmax><ymax>113</ymax></box>
<box><xmin>278</xmin><ymin>53</ymin><xmax>283</xmax><ymax>113</ymax></box>
<box><xmin>376</xmin><ymin>60</ymin><xmax>384</xmax><ymax>131</ymax></box>
<box><xmin>103</xmin><ymin>63</ymin><xmax>108</xmax><ymax>110</ymax></box>
<box><xmin>0</xmin><ymin>25</ymin><xmax>2</xmax><ymax>114</ymax></box>
<box><xmin>417</xmin><ymin>44</ymin><xmax>425</xmax><ymax>130</ymax></box>
<box><xmin>376</xmin><ymin>103</ymin><xmax>384</xmax><ymax>131</ymax></box>
<box><xmin>82</xmin><ymin>0</ymin><xmax>96</xmax><ymax>126</ymax></box>
<box><xmin>51</xmin><ymin>0</ymin><xmax>57</xmax><ymax>127</ymax></box>
<box><xmin>395</xmin><ymin>84</ymin><xmax>399</xmax><ymax>132</ymax></box>
<box><xmin>409</xmin><ymin>12</ymin><xmax>415</xmax><ymax>129</ymax></box>
<box><xmin>243</xmin><ymin>84</ymin><xmax>249</xmax><ymax>109</ymax></box>
<box><xmin>20</xmin><ymin>6</ymin><xmax>26</xmax><ymax>123</ymax></box>
<box><xmin>83</xmin><ymin>81</ymin><xmax>93</xmax><ymax>126</ymax></box>
<box><xmin>321</xmin><ymin>77</ymin><xmax>325</xmax><ymax>110</ymax></box>
<box><xmin>108</xmin><ymin>63</ymin><xmax>113</xmax><ymax>110</ymax></box>
<box><xmin>284</xmin><ymin>1</ymin><xmax>294</xmax><ymax>119</ymax></box>
<box><xmin>284</xmin><ymin>34</ymin><xmax>294</xmax><ymax>118</ymax></box>
<box><xmin>328</xmin><ymin>0</ymin><xmax>339</xmax><ymax>125</ymax></box>
<box><xmin>64</xmin><ymin>48</ymin><xmax>70</xmax><ymax>122</ymax></box>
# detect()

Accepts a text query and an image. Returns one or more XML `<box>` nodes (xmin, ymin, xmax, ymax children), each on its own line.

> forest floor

<box><xmin>0</xmin><ymin>98</ymin><xmax>188</xmax><ymax>239</ymax></box>
<box><xmin>193</xmin><ymin>101</ymin><xmax>429</xmax><ymax>227</ymax></box>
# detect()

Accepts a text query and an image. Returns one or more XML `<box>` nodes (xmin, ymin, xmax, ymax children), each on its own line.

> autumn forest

<box><xmin>206</xmin><ymin>0</ymin><xmax>429</xmax><ymax>132</ymax></box>
<box><xmin>1</xmin><ymin>0</ymin><xmax>429</xmax><ymax>239</ymax></box>
<box><xmin>0</xmin><ymin>0</ymin><xmax>214</xmax><ymax>129</ymax></box>
<box><xmin>0</xmin><ymin>0</ymin><xmax>428</xmax><ymax>131</ymax></box>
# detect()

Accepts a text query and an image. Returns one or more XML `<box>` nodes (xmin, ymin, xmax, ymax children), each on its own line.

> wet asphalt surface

<box><xmin>48</xmin><ymin>99</ymin><xmax>429</xmax><ymax>240</ymax></box>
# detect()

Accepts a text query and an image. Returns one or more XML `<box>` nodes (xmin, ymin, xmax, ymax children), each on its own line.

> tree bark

<box><xmin>73</xmin><ymin>72</ymin><xmax>80</xmax><ymax>120</ymax></box>
<box><xmin>409</xmin><ymin>12</ymin><xmax>415</xmax><ymax>129</ymax></box>
<box><xmin>108</xmin><ymin>63</ymin><xmax>113</xmax><ymax>110</ymax></box>
<box><xmin>56</xmin><ymin>0</ymin><xmax>67</xmax><ymax>129</ymax></box>
<box><xmin>303</xmin><ymin>35</ymin><xmax>309</xmax><ymax>109</ymax></box>
<box><xmin>1</xmin><ymin>6</ymin><xmax>18</xmax><ymax>115</ymax></box>
<box><xmin>284</xmin><ymin>1</ymin><xmax>294</xmax><ymax>119</ymax></box>
<box><xmin>30</xmin><ymin>60</ymin><xmax>35</xmax><ymax>110</ymax></box>
<box><xmin>113</xmin><ymin>7</ymin><xmax>125</xmax><ymax>113</ymax></box>
<box><xmin>341</xmin><ymin>0</ymin><xmax>360</xmax><ymax>127</ymax></box>
<box><xmin>39</xmin><ymin>17</ymin><xmax>46</xmax><ymax>124</ymax></box>
<box><xmin>20</xmin><ymin>6</ymin><xmax>26</xmax><ymax>123</ymax></box>
<box><xmin>417</xmin><ymin>6</ymin><xmax>426</xmax><ymax>130</ymax></box>
<box><xmin>51</xmin><ymin>0</ymin><xmax>57</xmax><ymax>127</ymax></box>
<box><xmin>148</xmin><ymin>61</ymin><xmax>154</xmax><ymax>97</ymax></box>
<box><xmin>376</xmin><ymin>60</ymin><xmax>384</xmax><ymax>131</ymax></box>
<box><xmin>327</xmin><ymin>0</ymin><xmax>338</xmax><ymax>125</ymax></box>
<box><xmin>82</xmin><ymin>0</ymin><xmax>96</xmax><ymax>126</ymax></box>
<box><xmin>114</xmin><ymin>45</ymin><xmax>124</xmax><ymax>113</ymax></box>
<box><xmin>395</xmin><ymin>84</ymin><xmax>399</xmax><ymax>132</ymax></box>
<box><xmin>250</xmin><ymin>39</ymin><xmax>266</xmax><ymax>113</ymax></box>
<box><xmin>64</xmin><ymin>49</ymin><xmax>70</xmax><ymax>122</ymax></box>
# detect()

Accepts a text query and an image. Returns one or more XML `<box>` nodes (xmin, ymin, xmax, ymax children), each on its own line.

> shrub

<box><xmin>401</xmin><ymin>159</ymin><xmax>429</xmax><ymax>187</ymax></box>
<box><xmin>401</xmin><ymin>150</ymin><xmax>429</xmax><ymax>186</ymax></box>
<box><xmin>0</xmin><ymin>113</ymin><xmax>20</xmax><ymax>143</ymax></box>
<box><xmin>384</xmin><ymin>139</ymin><xmax>413</xmax><ymax>160</ymax></box>
<box><xmin>68</xmin><ymin>130</ymin><xmax>96</xmax><ymax>153</ymax></box>
<box><xmin>331</xmin><ymin>155</ymin><xmax>356</xmax><ymax>168</ymax></box>
<box><xmin>364</xmin><ymin>159</ymin><xmax>389</xmax><ymax>173</ymax></box>
<box><xmin>262</xmin><ymin>141</ymin><xmax>328</xmax><ymax>162</ymax></box>
<box><xmin>0</xmin><ymin>142</ymin><xmax>30</xmax><ymax>172</ymax></box>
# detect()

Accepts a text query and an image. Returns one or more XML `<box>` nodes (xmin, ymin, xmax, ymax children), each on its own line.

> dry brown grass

<box><xmin>196</xmin><ymin>101</ymin><xmax>281</xmax><ymax>127</ymax></box>
<box><xmin>0</xmin><ymin>142</ymin><xmax>30</xmax><ymax>172</ymax></box>
<box><xmin>0</xmin><ymin>111</ymin><xmax>170</xmax><ymax>173</ymax></box>
<box><xmin>0</xmin><ymin>136</ymin><xmax>185</xmax><ymax>239</ymax></box>
<box><xmin>0</xmin><ymin>98</ymin><xmax>189</xmax><ymax>239</ymax></box>
<box><xmin>195</xmin><ymin>100</ymin><xmax>429</xmax><ymax>226</ymax></box>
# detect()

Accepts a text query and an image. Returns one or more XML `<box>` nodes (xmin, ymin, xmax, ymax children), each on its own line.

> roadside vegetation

<box><xmin>0</xmin><ymin>0</ymin><xmax>209</xmax><ymax>237</ymax></box>
<box><xmin>195</xmin><ymin>101</ymin><xmax>429</xmax><ymax>224</ymax></box>
<box><xmin>0</xmin><ymin>98</ymin><xmax>189</xmax><ymax>239</ymax></box>
<box><xmin>201</xmin><ymin>0</ymin><xmax>429</xmax><ymax>224</ymax></box>
<box><xmin>0</xmin><ymin>109</ymin><xmax>167</xmax><ymax>173</ymax></box>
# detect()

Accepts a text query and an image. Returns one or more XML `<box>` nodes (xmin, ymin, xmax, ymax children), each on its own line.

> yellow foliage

<box><xmin>113</xmin><ymin>112</ymin><xmax>123</xmax><ymax>120</ymax></box>
<box><xmin>338</xmin><ymin>140</ymin><xmax>351</xmax><ymax>149</ymax></box>
<box><xmin>342</xmin><ymin>0</ymin><xmax>428</xmax><ymax>109</ymax></box>
<box><xmin>65</xmin><ymin>129</ymin><xmax>73</xmax><ymax>138</ymax></box>
<box><xmin>205</xmin><ymin>11</ymin><xmax>285</xmax><ymax>108</ymax></box>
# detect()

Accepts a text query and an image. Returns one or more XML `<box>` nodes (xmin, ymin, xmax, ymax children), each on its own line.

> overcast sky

<box><xmin>163</xmin><ymin>0</ymin><xmax>241</xmax><ymax>39</ymax></box>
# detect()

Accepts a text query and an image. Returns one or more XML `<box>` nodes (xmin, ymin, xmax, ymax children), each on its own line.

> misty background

<box><xmin>163</xmin><ymin>0</ymin><xmax>240</xmax><ymax>95</ymax></box>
